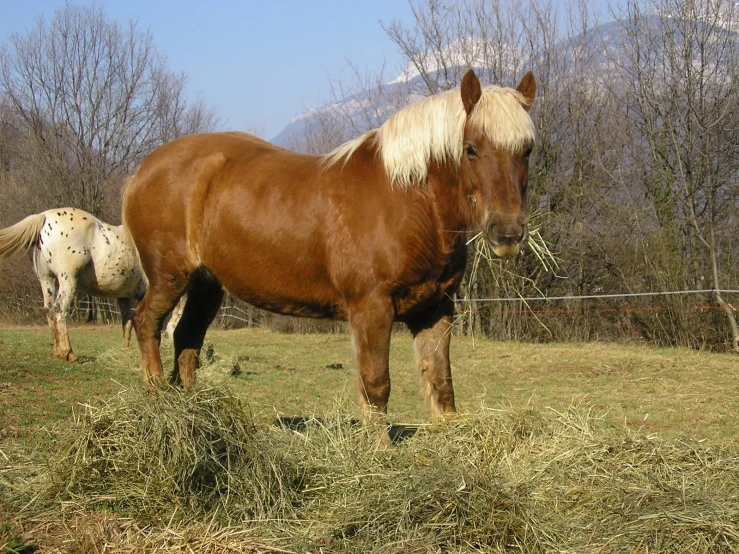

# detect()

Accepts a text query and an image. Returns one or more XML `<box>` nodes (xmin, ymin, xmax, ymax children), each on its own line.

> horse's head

<box><xmin>459</xmin><ymin>70</ymin><xmax>536</xmax><ymax>259</ymax></box>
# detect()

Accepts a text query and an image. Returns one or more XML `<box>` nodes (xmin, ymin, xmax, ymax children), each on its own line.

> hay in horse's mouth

<box><xmin>466</xmin><ymin>210</ymin><xmax>558</xmax><ymax>266</ymax></box>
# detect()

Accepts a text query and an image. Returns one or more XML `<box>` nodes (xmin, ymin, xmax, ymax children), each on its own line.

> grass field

<box><xmin>2</xmin><ymin>324</ymin><xmax>739</xmax><ymax>553</ymax></box>
<box><xmin>2</xmin><ymin>325</ymin><xmax>738</xmax><ymax>443</ymax></box>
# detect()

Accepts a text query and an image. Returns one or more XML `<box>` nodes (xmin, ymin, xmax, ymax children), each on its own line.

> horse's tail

<box><xmin>0</xmin><ymin>212</ymin><xmax>46</xmax><ymax>270</ymax></box>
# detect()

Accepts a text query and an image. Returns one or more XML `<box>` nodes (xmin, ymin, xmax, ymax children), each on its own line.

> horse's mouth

<box><xmin>491</xmin><ymin>242</ymin><xmax>521</xmax><ymax>259</ymax></box>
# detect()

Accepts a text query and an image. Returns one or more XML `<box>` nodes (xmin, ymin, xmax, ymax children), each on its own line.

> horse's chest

<box><xmin>393</xmin><ymin>245</ymin><xmax>467</xmax><ymax>318</ymax></box>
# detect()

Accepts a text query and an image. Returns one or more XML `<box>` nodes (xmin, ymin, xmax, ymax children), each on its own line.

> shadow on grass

<box><xmin>275</xmin><ymin>415</ymin><xmax>419</xmax><ymax>445</ymax></box>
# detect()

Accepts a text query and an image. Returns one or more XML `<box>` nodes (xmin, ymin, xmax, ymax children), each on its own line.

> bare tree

<box><xmin>0</xmin><ymin>2</ymin><xmax>219</xmax><ymax>324</ymax></box>
<box><xmin>0</xmin><ymin>2</ymin><xmax>217</xmax><ymax>218</ymax></box>
<box><xmin>612</xmin><ymin>0</ymin><xmax>739</xmax><ymax>351</ymax></box>
<box><xmin>382</xmin><ymin>0</ymin><xmax>529</xmax><ymax>94</ymax></box>
<box><xmin>231</xmin><ymin>0</ymin><xmax>739</xmax><ymax>347</ymax></box>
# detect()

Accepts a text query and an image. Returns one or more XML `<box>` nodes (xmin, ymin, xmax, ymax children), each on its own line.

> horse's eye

<box><xmin>465</xmin><ymin>144</ymin><xmax>478</xmax><ymax>160</ymax></box>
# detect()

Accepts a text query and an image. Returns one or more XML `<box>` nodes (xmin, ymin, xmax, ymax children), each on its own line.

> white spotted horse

<box><xmin>0</xmin><ymin>208</ymin><xmax>146</xmax><ymax>361</ymax></box>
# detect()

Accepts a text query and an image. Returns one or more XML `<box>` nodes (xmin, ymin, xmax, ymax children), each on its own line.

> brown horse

<box><xmin>122</xmin><ymin>69</ymin><xmax>535</xmax><ymax>420</ymax></box>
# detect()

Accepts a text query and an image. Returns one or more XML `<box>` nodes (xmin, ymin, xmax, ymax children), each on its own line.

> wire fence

<box><xmin>10</xmin><ymin>288</ymin><xmax>739</xmax><ymax>325</ymax></box>
<box><xmin>454</xmin><ymin>289</ymin><xmax>739</xmax><ymax>304</ymax></box>
<box><xmin>6</xmin><ymin>288</ymin><xmax>737</xmax><ymax>349</ymax></box>
<box><xmin>455</xmin><ymin>290</ymin><xmax>739</xmax><ymax>316</ymax></box>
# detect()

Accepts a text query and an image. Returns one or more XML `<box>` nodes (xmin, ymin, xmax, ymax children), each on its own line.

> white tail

<box><xmin>0</xmin><ymin>213</ymin><xmax>46</xmax><ymax>269</ymax></box>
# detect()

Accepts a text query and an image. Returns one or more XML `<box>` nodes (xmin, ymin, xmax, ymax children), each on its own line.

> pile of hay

<box><xmin>28</xmin><ymin>387</ymin><xmax>739</xmax><ymax>553</ymax></box>
<box><xmin>45</xmin><ymin>386</ymin><xmax>302</xmax><ymax>522</ymax></box>
<box><xmin>292</xmin><ymin>407</ymin><xmax>739</xmax><ymax>552</ymax></box>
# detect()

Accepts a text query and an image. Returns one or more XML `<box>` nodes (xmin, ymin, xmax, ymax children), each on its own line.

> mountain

<box><xmin>268</xmin><ymin>23</ymin><xmax>617</xmax><ymax>147</ymax></box>
<box><xmin>269</xmin><ymin>79</ymin><xmax>413</xmax><ymax>147</ymax></box>
<box><xmin>270</xmin><ymin>12</ymin><xmax>739</xmax><ymax>147</ymax></box>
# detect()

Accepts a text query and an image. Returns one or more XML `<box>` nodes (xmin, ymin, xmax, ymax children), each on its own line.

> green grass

<box><xmin>0</xmin><ymin>326</ymin><xmax>140</xmax><ymax>431</ymax></box>
<box><xmin>1</xmin><ymin>325</ymin><xmax>738</xmax><ymax>443</ymax></box>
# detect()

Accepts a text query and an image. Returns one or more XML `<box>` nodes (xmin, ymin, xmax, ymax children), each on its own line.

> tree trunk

<box><xmin>708</xmin><ymin>225</ymin><xmax>739</xmax><ymax>353</ymax></box>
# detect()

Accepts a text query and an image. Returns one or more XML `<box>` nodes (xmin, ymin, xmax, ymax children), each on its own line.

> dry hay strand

<box><xmin>12</xmin><ymin>510</ymin><xmax>294</xmax><ymax>554</ymax></box>
<box><xmin>42</xmin><ymin>385</ymin><xmax>302</xmax><ymax>524</ymax></box>
<box><xmin>283</xmin><ymin>409</ymin><xmax>545</xmax><ymax>552</ymax></box>
<box><xmin>10</xmin><ymin>387</ymin><xmax>739</xmax><ymax>553</ymax></box>
<box><xmin>282</xmin><ymin>404</ymin><xmax>739</xmax><ymax>553</ymax></box>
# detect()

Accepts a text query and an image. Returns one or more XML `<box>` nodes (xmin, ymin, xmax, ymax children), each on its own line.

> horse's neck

<box><xmin>108</xmin><ymin>223</ymin><xmax>146</xmax><ymax>294</ymax></box>
<box><xmin>343</xmin><ymin>141</ymin><xmax>472</xmax><ymax>241</ymax></box>
<box><xmin>427</xmin><ymin>161</ymin><xmax>474</xmax><ymax>236</ymax></box>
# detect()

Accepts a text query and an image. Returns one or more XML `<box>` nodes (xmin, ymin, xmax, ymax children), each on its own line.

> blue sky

<box><xmin>0</xmin><ymin>0</ymin><xmax>415</xmax><ymax>140</ymax></box>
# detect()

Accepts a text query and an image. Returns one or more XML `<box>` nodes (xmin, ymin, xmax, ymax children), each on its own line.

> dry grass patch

<box><xmin>3</xmin><ymin>385</ymin><xmax>738</xmax><ymax>553</ymax></box>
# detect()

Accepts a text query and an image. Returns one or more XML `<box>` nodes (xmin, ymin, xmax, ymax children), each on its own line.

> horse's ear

<box><xmin>516</xmin><ymin>71</ymin><xmax>536</xmax><ymax>111</ymax></box>
<box><xmin>461</xmin><ymin>69</ymin><xmax>482</xmax><ymax>115</ymax></box>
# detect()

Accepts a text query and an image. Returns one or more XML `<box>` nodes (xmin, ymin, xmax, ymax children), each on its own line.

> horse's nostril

<box><xmin>494</xmin><ymin>225</ymin><xmax>525</xmax><ymax>246</ymax></box>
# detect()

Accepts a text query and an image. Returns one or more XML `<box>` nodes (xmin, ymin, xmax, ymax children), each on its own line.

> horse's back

<box><xmin>123</xmin><ymin>132</ymin><xmax>323</xmax><ymax>261</ymax></box>
<box><xmin>125</xmin><ymin>132</ymin><xmax>304</xmax><ymax>206</ymax></box>
<box><xmin>125</xmin><ymin>133</ymin><xmax>336</xmax><ymax>306</ymax></box>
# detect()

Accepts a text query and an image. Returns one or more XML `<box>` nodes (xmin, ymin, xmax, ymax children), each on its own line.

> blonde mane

<box><xmin>323</xmin><ymin>85</ymin><xmax>535</xmax><ymax>188</ymax></box>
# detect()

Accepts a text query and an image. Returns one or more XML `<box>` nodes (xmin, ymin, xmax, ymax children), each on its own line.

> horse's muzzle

<box><xmin>487</xmin><ymin>220</ymin><xmax>527</xmax><ymax>259</ymax></box>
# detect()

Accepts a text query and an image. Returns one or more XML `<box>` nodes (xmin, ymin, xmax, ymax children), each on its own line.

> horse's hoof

<box><xmin>146</xmin><ymin>373</ymin><xmax>167</xmax><ymax>389</ymax></box>
<box><xmin>67</xmin><ymin>352</ymin><xmax>78</xmax><ymax>363</ymax></box>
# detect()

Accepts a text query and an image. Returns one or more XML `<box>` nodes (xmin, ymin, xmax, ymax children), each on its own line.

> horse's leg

<box><xmin>133</xmin><ymin>279</ymin><xmax>185</xmax><ymax>386</ymax></box>
<box><xmin>407</xmin><ymin>299</ymin><xmax>457</xmax><ymax>416</ymax></box>
<box><xmin>348</xmin><ymin>294</ymin><xmax>395</xmax><ymax>416</ymax></box>
<box><xmin>52</xmin><ymin>277</ymin><xmax>78</xmax><ymax>362</ymax></box>
<box><xmin>172</xmin><ymin>274</ymin><xmax>223</xmax><ymax>388</ymax></box>
<box><xmin>118</xmin><ymin>298</ymin><xmax>134</xmax><ymax>348</ymax></box>
<box><xmin>37</xmin><ymin>273</ymin><xmax>59</xmax><ymax>357</ymax></box>
<box><xmin>348</xmin><ymin>294</ymin><xmax>395</xmax><ymax>448</ymax></box>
